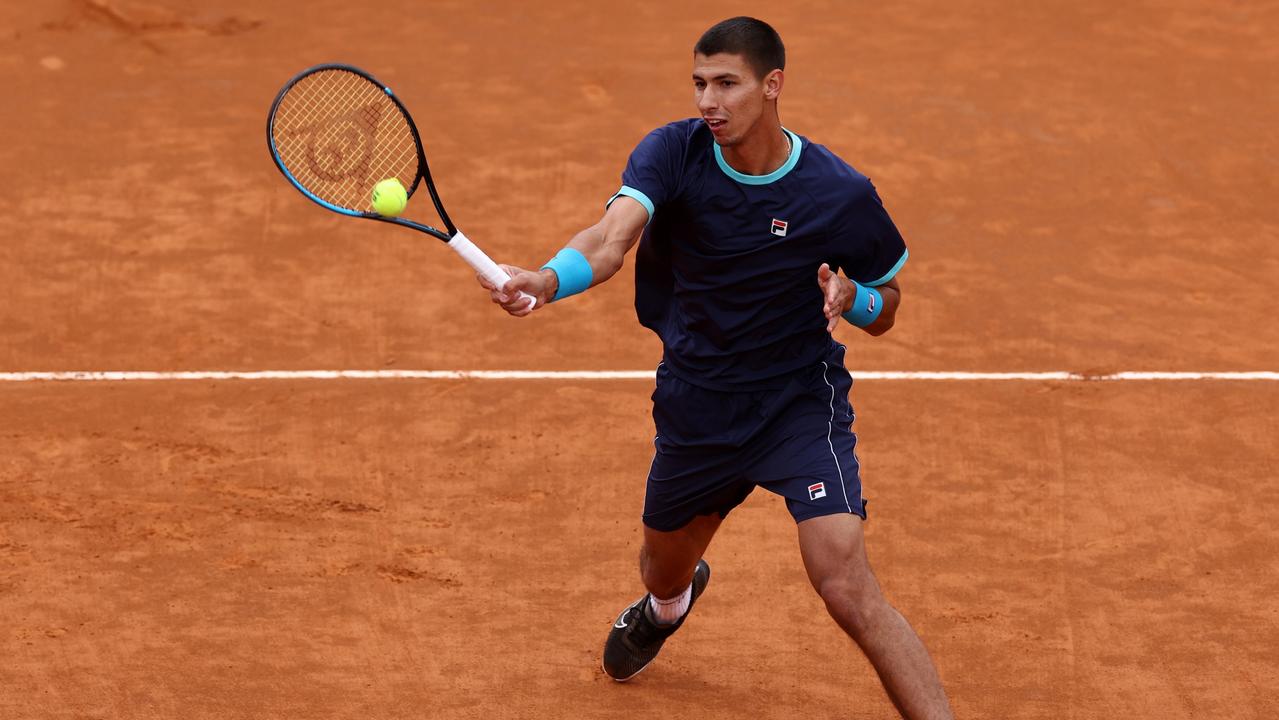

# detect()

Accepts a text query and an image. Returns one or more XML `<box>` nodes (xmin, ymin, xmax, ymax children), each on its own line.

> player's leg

<box><xmin>749</xmin><ymin>349</ymin><xmax>951</xmax><ymax>717</ymax></box>
<box><xmin>640</xmin><ymin>512</ymin><xmax>721</xmax><ymax>600</ymax></box>
<box><xmin>603</xmin><ymin>466</ymin><xmax>749</xmax><ymax>681</ymax></box>
<box><xmin>798</xmin><ymin>514</ymin><xmax>953</xmax><ymax>720</ymax></box>
<box><xmin>602</xmin><ymin>513</ymin><xmax>720</xmax><ymax>681</ymax></box>
<box><xmin>603</xmin><ymin>367</ymin><xmax>756</xmax><ymax>681</ymax></box>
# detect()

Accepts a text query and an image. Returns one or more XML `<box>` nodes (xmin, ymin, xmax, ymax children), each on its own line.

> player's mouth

<box><xmin>704</xmin><ymin>118</ymin><xmax>728</xmax><ymax>134</ymax></box>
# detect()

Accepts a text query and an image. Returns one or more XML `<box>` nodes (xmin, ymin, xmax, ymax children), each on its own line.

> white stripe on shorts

<box><xmin>820</xmin><ymin>361</ymin><xmax>854</xmax><ymax>514</ymax></box>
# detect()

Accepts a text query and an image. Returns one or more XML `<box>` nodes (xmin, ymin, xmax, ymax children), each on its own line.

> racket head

<box><xmin>267</xmin><ymin>64</ymin><xmax>453</xmax><ymax>239</ymax></box>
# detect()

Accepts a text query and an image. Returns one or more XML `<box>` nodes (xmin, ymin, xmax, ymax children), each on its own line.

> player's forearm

<box><xmin>566</xmin><ymin>222</ymin><xmax>628</xmax><ymax>287</ymax></box>
<box><xmin>537</xmin><ymin>223</ymin><xmax>627</xmax><ymax>300</ymax></box>
<box><xmin>537</xmin><ymin>199</ymin><xmax>646</xmax><ymax>304</ymax></box>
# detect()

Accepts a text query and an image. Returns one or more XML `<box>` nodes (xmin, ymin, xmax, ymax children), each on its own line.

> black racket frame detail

<box><xmin>266</xmin><ymin>63</ymin><xmax>457</xmax><ymax>242</ymax></box>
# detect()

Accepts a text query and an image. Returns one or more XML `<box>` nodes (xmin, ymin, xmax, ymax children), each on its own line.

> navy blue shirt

<box><xmin>610</xmin><ymin>119</ymin><xmax>908</xmax><ymax>390</ymax></box>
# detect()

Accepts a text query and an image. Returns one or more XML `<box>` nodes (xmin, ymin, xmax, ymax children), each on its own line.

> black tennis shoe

<box><xmin>602</xmin><ymin>559</ymin><xmax>711</xmax><ymax>682</ymax></box>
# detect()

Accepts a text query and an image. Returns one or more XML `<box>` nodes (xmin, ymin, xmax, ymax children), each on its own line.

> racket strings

<box><xmin>271</xmin><ymin>69</ymin><xmax>421</xmax><ymax>212</ymax></box>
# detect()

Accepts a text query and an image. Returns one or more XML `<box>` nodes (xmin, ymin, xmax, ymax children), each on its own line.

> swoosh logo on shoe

<box><xmin>613</xmin><ymin>608</ymin><xmax>633</xmax><ymax>629</ymax></box>
<box><xmin>613</xmin><ymin>603</ymin><xmax>638</xmax><ymax>629</ymax></box>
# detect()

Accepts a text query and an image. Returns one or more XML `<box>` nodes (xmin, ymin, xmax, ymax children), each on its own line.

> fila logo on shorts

<box><xmin>808</xmin><ymin>482</ymin><xmax>827</xmax><ymax>501</ymax></box>
<box><xmin>771</xmin><ymin>218</ymin><xmax>788</xmax><ymax>237</ymax></box>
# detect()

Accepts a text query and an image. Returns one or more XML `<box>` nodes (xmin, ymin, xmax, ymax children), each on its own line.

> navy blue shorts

<box><xmin>643</xmin><ymin>345</ymin><xmax>868</xmax><ymax>532</ymax></box>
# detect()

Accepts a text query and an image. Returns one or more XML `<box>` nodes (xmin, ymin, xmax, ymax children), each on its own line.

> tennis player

<box><xmin>478</xmin><ymin>17</ymin><xmax>953</xmax><ymax>719</ymax></box>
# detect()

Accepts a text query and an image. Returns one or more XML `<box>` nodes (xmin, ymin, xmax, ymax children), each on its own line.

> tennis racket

<box><xmin>266</xmin><ymin>63</ymin><xmax>534</xmax><ymax>307</ymax></box>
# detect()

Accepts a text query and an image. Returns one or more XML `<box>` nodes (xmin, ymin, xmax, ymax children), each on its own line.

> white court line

<box><xmin>0</xmin><ymin>370</ymin><xmax>1276</xmax><ymax>382</ymax></box>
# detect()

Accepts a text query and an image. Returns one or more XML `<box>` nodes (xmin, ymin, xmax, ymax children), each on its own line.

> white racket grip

<box><xmin>448</xmin><ymin>230</ymin><xmax>537</xmax><ymax>309</ymax></box>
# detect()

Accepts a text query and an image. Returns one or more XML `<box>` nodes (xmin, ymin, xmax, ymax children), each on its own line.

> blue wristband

<box><xmin>540</xmin><ymin>247</ymin><xmax>593</xmax><ymax>302</ymax></box>
<box><xmin>841</xmin><ymin>282</ymin><xmax>884</xmax><ymax>327</ymax></box>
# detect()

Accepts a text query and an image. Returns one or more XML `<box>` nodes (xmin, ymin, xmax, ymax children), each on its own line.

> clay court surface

<box><xmin>1</xmin><ymin>1</ymin><xmax>1276</xmax><ymax>717</ymax></box>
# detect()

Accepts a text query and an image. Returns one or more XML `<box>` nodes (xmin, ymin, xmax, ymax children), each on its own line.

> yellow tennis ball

<box><xmin>370</xmin><ymin>178</ymin><xmax>408</xmax><ymax>216</ymax></box>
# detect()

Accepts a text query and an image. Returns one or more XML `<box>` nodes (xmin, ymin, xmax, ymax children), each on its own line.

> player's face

<box><xmin>693</xmin><ymin>53</ymin><xmax>776</xmax><ymax>147</ymax></box>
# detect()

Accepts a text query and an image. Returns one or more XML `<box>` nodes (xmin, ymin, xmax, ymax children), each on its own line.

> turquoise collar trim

<box><xmin>713</xmin><ymin>128</ymin><xmax>802</xmax><ymax>185</ymax></box>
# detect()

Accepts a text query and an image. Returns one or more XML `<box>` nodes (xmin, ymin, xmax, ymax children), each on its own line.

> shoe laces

<box><xmin>626</xmin><ymin>602</ymin><xmax>671</xmax><ymax>648</ymax></box>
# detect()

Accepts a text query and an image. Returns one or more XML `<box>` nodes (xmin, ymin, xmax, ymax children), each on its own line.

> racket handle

<box><xmin>448</xmin><ymin>230</ymin><xmax>537</xmax><ymax>309</ymax></box>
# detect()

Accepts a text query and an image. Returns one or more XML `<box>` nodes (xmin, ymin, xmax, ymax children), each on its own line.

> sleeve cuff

<box><xmin>863</xmin><ymin>248</ymin><xmax>909</xmax><ymax>287</ymax></box>
<box><xmin>606</xmin><ymin>185</ymin><xmax>655</xmax><ymax>223</ymax></box>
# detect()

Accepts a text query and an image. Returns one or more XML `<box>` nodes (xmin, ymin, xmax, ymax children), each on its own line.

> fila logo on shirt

<box><xmin>770</xmin><ymin>218</ymin><xmax>788</xmax><ymax>237</ymax></box>
<box><xmin>808</xmin><ymin>482</ymin><xmax>827</xmax><ymax>501</ymax></box>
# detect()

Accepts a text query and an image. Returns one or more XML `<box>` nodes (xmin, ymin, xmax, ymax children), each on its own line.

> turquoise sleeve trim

<box><xmin>864</xmin><ymin>248</ymin><xmax>908</xmax><ymax>287</ymax></box>
<box><xmin>606</xmin><ymin>185</ymin><xmax>654</xmax><ymax>222</ymax></box>
<box><xmin>841</xmin><ymin>282</ymin><xmax>884</xmax><ymax>328</ymax></box>
<box><xmin>713</xmin><ymin>128</ymin><xmax>803</xmax><ymax>185</ymax></box>
<box><xmin>541</xmin><ymin>247</ymin><xmax>593</xmax><ymax>302</ymax></box>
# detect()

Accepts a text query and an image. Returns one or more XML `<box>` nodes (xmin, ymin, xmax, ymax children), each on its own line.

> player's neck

<box><xmin>720</xmin><ymin>119</ymin><xmax>790</xmax><ymax>177</ymax></box>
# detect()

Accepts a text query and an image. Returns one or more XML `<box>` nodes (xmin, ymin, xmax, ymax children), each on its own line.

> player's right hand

<box><xmin>478</xmin><ymin>265</ymin><xmax>553</xmax><ymax>317</ymax></box>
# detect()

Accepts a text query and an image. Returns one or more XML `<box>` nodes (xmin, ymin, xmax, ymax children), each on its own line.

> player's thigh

<box><xmin>796</xmin><ymin>513</ymin><xmax>882</xmax><ymax>600</ymax></box>
<box><xmin>640</xmin><ymin>513</ymin><xmax>721</xmax><ymax>597</ymax></box>
<box><xmin>752</xmin><ymin>359</ymin><xmax>867</xmax><ymax>524</ymax></box>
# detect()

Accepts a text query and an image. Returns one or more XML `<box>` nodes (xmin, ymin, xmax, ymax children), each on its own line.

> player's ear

<box><xmin>763</xmin><ymin>69</ymin><xmax>784</xmax><ymax>100</ymax></box>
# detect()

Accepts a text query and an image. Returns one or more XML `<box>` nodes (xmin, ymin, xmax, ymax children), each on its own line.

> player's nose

<box><xmin>697</xmin><ymin>88</ymin><xmax>717</xmax><ymax>112</ymax></box>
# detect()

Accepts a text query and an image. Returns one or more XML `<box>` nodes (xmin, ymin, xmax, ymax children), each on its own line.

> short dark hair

<box><xmin>694</xmin><ymin>17</ymin><xmax>785</xmax><ymax>79</ymax></box>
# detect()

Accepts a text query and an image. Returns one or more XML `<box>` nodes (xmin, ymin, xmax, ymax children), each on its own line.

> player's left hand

<box><xmin>818</xmin><ymin>263</ymin><xmax>854</xmax><ymax>333</ymax></box>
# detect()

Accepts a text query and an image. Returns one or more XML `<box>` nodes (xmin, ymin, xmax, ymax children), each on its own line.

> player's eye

<box><xmin>720</xmin><ymin>80</ymin><xmax>735</xmax><ymax>88</ymax></box>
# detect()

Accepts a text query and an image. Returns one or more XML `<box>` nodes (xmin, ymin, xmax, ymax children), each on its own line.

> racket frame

<box><xmin>266</xmin><ymin>63</ymin><xmax>537</xmax><ymax>308</ymax></box>
<box><xmin>266</xmin><ymin>63</ymin><xmax>456</xmax><ymax>241</ymax></box>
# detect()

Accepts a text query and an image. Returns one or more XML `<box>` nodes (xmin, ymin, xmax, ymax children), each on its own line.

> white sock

<box><xmin>647</xmin><ymin>583</ymin><xmax>692</xmax><ymax>626</ymax></box>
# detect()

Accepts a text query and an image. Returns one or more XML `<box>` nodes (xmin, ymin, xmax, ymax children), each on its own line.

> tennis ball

<box><xmin>371</xmin><ymin>178</ymin><xmax>408</xmax><ymax>216</ymax></box>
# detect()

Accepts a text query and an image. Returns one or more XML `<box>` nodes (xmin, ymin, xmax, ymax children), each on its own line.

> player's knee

<box><xmin>815</xmin><ymin>575</ymin><xmax>882</xmax><ymax>637</ymax></box>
